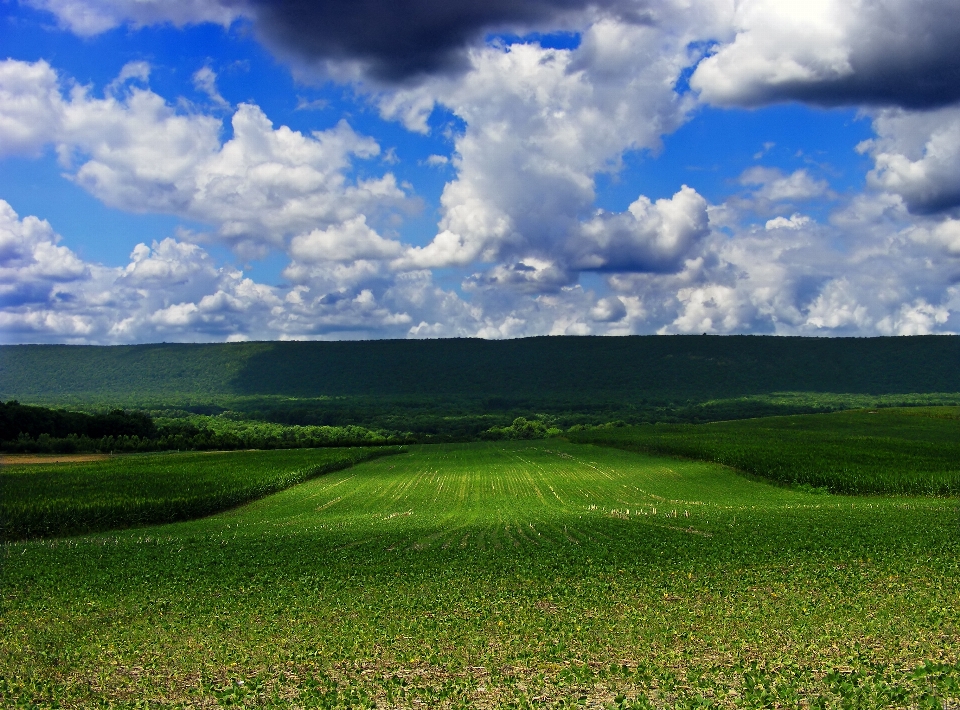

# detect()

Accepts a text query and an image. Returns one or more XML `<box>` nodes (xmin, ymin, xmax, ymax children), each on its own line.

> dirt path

<box><xmin>0</xmin><ymin>453</ymin><xmax>111</xmax><ymax>465</ymax></box>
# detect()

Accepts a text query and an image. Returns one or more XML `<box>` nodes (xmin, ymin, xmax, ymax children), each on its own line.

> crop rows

<box><xmin>0</xmin><ymin>446</ymin><xmax>400</xmax><ymax>541</ymax></box>
<box><xmin>572</xmin><ymin>407</ymin><xmax>960</xmax><ymax>495</ymax></box>
<box><xmin>3</xmin><ymin>440</ymin><xmax>959</xmax><ymax>708</ymax></box>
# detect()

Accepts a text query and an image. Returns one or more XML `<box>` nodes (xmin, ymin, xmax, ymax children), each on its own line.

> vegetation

<box><xmin>570</xmin><ymin>407</ymin><xmax>960</xmax><ymax>495</ymax></box>
<box><xmin>2</xmin><ymin>441</ymin><xmax>958</xmax><ymax>708</ymax></box>
<box><xmin>4</xmin><ymin>337</ymin><xmax>960</xmax><ymax>705</ymax></box>
<box><xmin>0</xmin><ymin>400</ymin><xmax>412</xmax><ymax>453</ymax></box>
<box><xmin>481</xmin><ymin>415</ymin><xmax>562</xmax><ymax>439</ymax></box>
<box><xmin>0</xmin><ymin>399</ymin><xmax>156</xmax><ymax>441</ymax></box>
<box><xmin>4</xmin><ymin>336</ymin><xmax>960</xmax><ymax>440</ymax></box>
<box><xmin>0</xmin><ymin>447</ymin><xmax>400</xmax><ymax>541</ymax></box>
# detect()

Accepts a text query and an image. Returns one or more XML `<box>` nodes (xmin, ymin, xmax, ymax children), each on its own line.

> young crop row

<box><xmin>571</xmin><ymin>407</ymin><xmax>960</xmax><ymax>495</ymax></box>
<box><xmin>3</xmin><ymin>440</ymin><xmax>959</xmax><ymax>708</ymax></box>
<box><xmin>0</xmin><ymin>446</ymin><xmax>401</xmax><ymax>541</ymax></box>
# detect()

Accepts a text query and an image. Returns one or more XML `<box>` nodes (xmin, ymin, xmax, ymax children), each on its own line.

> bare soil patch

<box><xmin>0</xmin><ymin>453</ymin><xmax>111</xmax><ymax>465</ymax></box>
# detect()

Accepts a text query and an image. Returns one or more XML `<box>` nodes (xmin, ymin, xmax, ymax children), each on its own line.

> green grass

<box><xmin>570</xmin><ymin>407</ymin><xmax>960</xmax><ymax>495</ymax></box>
<box><xmin>2</xmin><ymin>440</ymin><xmax>959</xmax><ymax>708</ymax></box>
<box><xmin>0</xmin><ymin>447</ymin><xmax>400</xmax><ymax>541</ymax></box>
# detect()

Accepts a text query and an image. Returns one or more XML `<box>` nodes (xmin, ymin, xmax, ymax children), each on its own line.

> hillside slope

<box><xmin>3</xmin><ymin>335</ymin><xmax>959</xmax><ymax>403</ymax></box>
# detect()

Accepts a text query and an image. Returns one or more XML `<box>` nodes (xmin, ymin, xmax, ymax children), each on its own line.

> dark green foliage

<box><xmin>570</xmin><ymin>407</ymin><xmax>960</xmax><ymax>494</ymax></box>
<box><xmin>0</xmin><ymin>447</ymin><xmax>400</xmax><ymax>541</ymax></box>
<box><xmin>228</xmin><ymin>334</ymin><xmax>960</xmax><ymax>398</ymax></box>
<box><xmin>0</xmin><ymin>400</ymin><xmax>411</xmax><ymax>453</ymax></box>
<box><xmin>0</xmin><ymin>400</ymin><xmax>155</xmax><ymax>441</ymax></box>
<box><xmin>0</xmin><ymin>341</ymin><xmax>264</xmax><ymax>398</ymax></box>
<box><xmin>481</xmin><ymin>416</ymin><xmax>560</xmax><ymax>439</ymax></box>
<box><xmin>7</xmin><ymin>334</ymin><xmax>960</xmax><ymax>446</ymax></box>
<box><xmin>4</xmin><ymin>335</ymin><xmax>960</xmax><ymax>401</ymax></box>
<box><xmin>6</xmin><ymin>335</ymin><xmax>960</xmax><ymax>440</ymax></box>
<box><xmin>150</xmin><ymin>418</ymin><xmax>412</xmax><ymax>451</ymax></box>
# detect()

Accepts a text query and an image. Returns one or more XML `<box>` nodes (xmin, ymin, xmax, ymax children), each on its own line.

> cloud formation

<box><xmin>690</xmin><ymin>0</ymin><xmax>960</xmax><ymax>110</ymax></box>
<box><xmin>247</xmin><ymin>0</ymin><xmax>629</xmax><ymax>82</ymax></box>
<box><xmin>863</xmin><ymin>107</ymin><xmax>960</xmax><ymax>214</ymax></box>
<box><xmin>25</xmin><ymin>0</ymin><xmax>658</xmax><ymax>82</ymax></box>
<box><xmin>23</xmin><ymin>0</ymin><xmax>240</xmax><ymax>36</ymax></box>
<box><xmin>573</xmin><ymin>187</ymin><xmax>709</xmax><ymax>272</ymax></box>
<box><xmin>28</xmin><ymin>0</ymin><xmax>960</xmax><ymax>111</ymax></box>
<box><xmin>388</xmin><ymin>16</ymin><xmax>708</xmax><ymax>279</ymax></box>
<box><xmin>0</xmin><ymin>198</ymin><xmax>256</xmax><ymax>342</ymax></box>
<box><xmin>0</xmin><ymin>199</ymin><xmax>458</xmax><ymax>343</ymax></box>
<box><xmin>0</xmin><ymin>59</ymin><xmax>406</xmax><ymax>257</ymax></box>
<box><xmin>3</xmin><ymin>189</ymin><xmax>960</xmax><ymax>343</ymax></box>
<box><xmin>5</xmin><ymin>2</ymin><xmax>960</xmax><ymax>343</ymax></box>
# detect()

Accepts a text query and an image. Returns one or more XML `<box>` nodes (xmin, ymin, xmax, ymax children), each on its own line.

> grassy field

<box><xmin>2</xmin><ymin>440</ymin><xmax>958</xmax><ymax>708</ymax></box>
<box><xmin>0</xmin><ymin>447</ymin><xmax>400</xmax><ymax>541</ymax></box>
<box><xmin>571</xmin><ymin>407</ymin><xmax>960</xmax><ymax>495</ymax></box>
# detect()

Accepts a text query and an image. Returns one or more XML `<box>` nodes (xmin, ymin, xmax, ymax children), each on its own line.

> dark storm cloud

<box><xmin>246</xmin><ymin>0</ymin><xmax>647</xmax><ymax>82</ymax></box>
<box><xmin>696</xmin><ymin>0</ymin><xmax>960</xmax><ymax>111</ymax></box>
<box><xmin>769</xmin><ymin>39</ymin><xmax>960</xmax><ymax>110</ymax></box>
<box><xmin>837</xmin><ymin>0</ymin><xmax>960</xmax><ymax>110</ymax></box>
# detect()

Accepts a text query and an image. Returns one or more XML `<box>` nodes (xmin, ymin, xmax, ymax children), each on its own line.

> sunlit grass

<box><xmin>0</xmin><ymin>447</ymin><xmax>400</xmax><ymax>541</ymax></box>
<box><xmin>2</xmin><ymin>441</ymin><xmax>958</xmax><ymax>708</ymax></box>
<box><xmin>571</xmin><ymin>407</ymin><xmax>960</xmax><ymax>495</ymax></box>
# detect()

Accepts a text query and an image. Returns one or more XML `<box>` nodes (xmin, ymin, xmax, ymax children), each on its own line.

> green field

<box><xmin>2</xmin><ymin>441</ymin><xmax>958</xmax><ymax>708</ymax></box>
<box><xmin>0</xmin><ymin>447</ymin><xmax>400</xmax><ymax>541</ymax></box>
<box><xmin>571</xmin><ymin>407</ymin><xmax>960</xmax><ymax>495</ymax></box>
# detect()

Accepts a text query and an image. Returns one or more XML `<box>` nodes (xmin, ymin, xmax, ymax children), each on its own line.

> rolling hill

<box><xmin>3</xmin><ymin>335</ymin><xmax>959</xmax><ymax>403</ymax></box>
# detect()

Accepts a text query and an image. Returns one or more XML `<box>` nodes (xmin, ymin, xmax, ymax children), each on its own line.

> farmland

<box><xmin>570</xmin><ymin>407</ymin><xmax>960</xmax><ymax>495</ymax></box>
<box><xmin>0</xmin><ymin>447</ymin><xmax>399</xmax><ymax>541</ymax></box>
<box><xmin>2</xmin><ymin>440</ymin><xmax>958</xmax><ymax>708</ymax></box>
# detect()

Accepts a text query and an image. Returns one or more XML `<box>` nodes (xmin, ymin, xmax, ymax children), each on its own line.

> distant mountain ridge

<box><xmin>3</xmin><ymin>335</ymin><xmax>959</xmax><ymax>403</ymax></box>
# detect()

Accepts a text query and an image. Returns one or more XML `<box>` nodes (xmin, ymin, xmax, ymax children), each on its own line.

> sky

<box><xmin>2</xmin><ymin>0</ymin><xmax>960</xmax><ymax>344</ymax></box>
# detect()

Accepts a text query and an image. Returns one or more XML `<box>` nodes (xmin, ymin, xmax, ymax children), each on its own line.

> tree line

<box><xmin>0</xmin><ymin>401</ymin><xmax>408</xmax><ymax>454</ymax></box>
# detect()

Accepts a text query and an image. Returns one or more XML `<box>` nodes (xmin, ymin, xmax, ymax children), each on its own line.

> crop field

<box><xmin>572</xmin><ymin>407</ymin><xmax>960</xmax><ymax>495</ymax></box>
<box><xmin>0</xmin><ymin>447</ymin><xmax>399</xmax><ymax>541</ymax></box>
<box><xmin>2</xmin><ymin>440</ymin><xmax>959</xmax><ymax>708</ymax></box>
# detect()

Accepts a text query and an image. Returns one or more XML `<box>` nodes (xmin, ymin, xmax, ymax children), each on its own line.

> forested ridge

<box><xmin>3</xmin><ymin>335</ymin><xmax>959</xmax><ymax>446</ymax></box>
<box><xmin>4</xmin><ymin>335</ymin><xmax>959</xmax><ymax>401</ymax></box>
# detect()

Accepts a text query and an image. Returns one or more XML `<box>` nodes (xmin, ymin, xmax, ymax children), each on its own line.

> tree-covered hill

<box><xmin>3</xmin><ymin>335</ymin><xmax>959</xmax><ymax>403</ymax></box>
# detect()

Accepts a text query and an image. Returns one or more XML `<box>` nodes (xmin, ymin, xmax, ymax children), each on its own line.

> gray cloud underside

<box><xmin>691</xmin><ymin>0</ymin><xmax>960</xmax><ymax>111</ymax></box>
<box><xmin>247</xmin><ymin>0</ymin><xmax>655</xmax><ymax>81</ymax></box>
<box><xmin>255</xmin><ymin>0</ymin><xmax>960</xmax><ymax>107</ymax></box>
<box><xmin>28</xmin><ymin>0</ymin><xmax>960</xmax><ymax>108</ymax></box>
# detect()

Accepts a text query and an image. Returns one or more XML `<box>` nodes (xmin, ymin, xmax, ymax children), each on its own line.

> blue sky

<box><xmin>2</xmin><ymin>0</ymin><xmax>960</xmax><ymax>343</ymax></box>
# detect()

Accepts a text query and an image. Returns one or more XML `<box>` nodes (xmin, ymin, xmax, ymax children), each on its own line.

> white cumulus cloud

<box><xmin>765</xmin><ymin>214</ymin><xmax>811</xmax><ymax>230</ymax></box>
<box><xmin>290</xmin><ymin>216</ymin><xmax>403</xmax><ymax>262</ymax></box>
<box><xmin>23</xmin><ymin>0</ymin><xmax>241</xmax><ymax>36</ymax></box>
<box><xmin>0</xmin><ymin>59</ymin><xmax>408</xmax><ymax>259</ymax></box>
<box><xmin>863</xmin><ymin>106</ymin><xmax>960</xmax><ymax>214</ymax></box>
<box><xmin>572</xmin><ymin>186</ymin><xmax>710</xmax><ymax>272</ymax></box>
<box><xmin>388</xmin><ymin>15</ymin><xmax>710</xmax><ymax>281</ymax></box>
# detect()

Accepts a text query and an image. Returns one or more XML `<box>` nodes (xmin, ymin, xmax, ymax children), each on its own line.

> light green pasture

<box><xmin>2</xmin><ymin>441</ymin><xmax>958</xmax><ymax>708</ymax></box>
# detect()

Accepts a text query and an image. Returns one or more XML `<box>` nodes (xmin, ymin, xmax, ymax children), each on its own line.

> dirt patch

<box><xmin>0</xmin><ymin>453</ymin><xmax>111</xmax><ymax>465</ymax></box>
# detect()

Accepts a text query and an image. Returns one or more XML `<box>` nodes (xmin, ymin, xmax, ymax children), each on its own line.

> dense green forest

<box><xmin>3</xmin><ymin>336</ymin><xmax>960</xmax><ymax>440</ymax></box>
<box><xmin>0</xmin><ymin>400</ymin><xmax>155</xmax><ymax>441</ymax></box>
<box><xmin>4</xmin><ymin>335</ymin><xmax>960</xmax><ymax>400</ymax></box>
<box><xmin>0</xmin><ymin>400</ymin><xmax>408</xmax><ymax>453</ymax></box>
